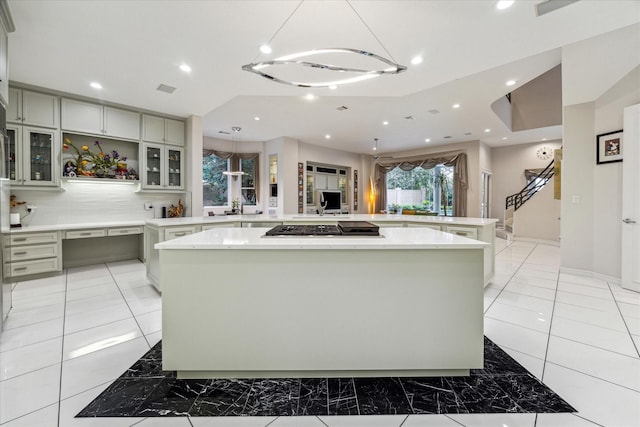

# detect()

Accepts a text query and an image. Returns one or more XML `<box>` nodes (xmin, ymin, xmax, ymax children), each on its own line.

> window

<box><xmin>240</xmin><ymin>158</ymin><xmax>256</xmax><ymax>205</ymax></box>
<box><xmin>203</xmin><ymin>153</ymin><xmax>228</xmax><ymax>206</ymax></box>
<box><xmin>386</xmin><ymin>165</ymin><xmax>454</xmax><ymax>215</ymax></box>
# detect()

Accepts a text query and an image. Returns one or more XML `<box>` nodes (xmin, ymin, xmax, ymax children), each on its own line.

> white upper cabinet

<box><xmin>8</xmin><ymin>89</ymin><xmax>59</xmax><ymax>128</ymax></box>
<box><xmin>61</xmin><ymin>98</ymin><xmax>140</xmax><ymax>141</ymax></box>
<box><xmin>142</xmin><ymin>114</ymin><xmax>184</xmax><ymax>146</ymax></box>
<box><xmin>60</xmin><ymin>98</ymin><xmax>101</xmax><ymax>134</ymax></box>
<box><xmin>104</xmin><ymin>106</ymin><xmax>141</xmax><ymax>140</ymax></box>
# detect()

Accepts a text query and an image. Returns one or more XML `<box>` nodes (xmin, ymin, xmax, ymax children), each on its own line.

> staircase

<box><xmin>497</xmin><ymin>159</ymin><xmax>555</xmax><ymax>240</ymax></box>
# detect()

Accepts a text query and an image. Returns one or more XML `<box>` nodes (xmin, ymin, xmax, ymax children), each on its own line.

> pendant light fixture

<box><xmin>242</xmin><ymin>0</ymin><xmax>407</xmax><ymax>88</ymax></box>
<box><xmin>222</xmin><ymin>127</ymin><xmax>246</xmax><ymax>177</ymax></box>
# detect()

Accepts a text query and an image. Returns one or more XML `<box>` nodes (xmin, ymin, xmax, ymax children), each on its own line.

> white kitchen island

<box><xmin>156</xmin><ymin>226</ymin><xmax>488</xmax><ymax>379</ymax></box>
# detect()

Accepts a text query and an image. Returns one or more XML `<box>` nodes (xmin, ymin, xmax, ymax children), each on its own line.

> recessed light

<box><xmin>259</xmin><ymin>44</ymin><xmax>272</xmax><ymax>54</ymax></box>
<box><xmin>425</xmin><ymin>138</ymin><xmax>431</xmax><ymax>143</ymax></box>
<box><xmin>542</xmin><ymin>137</ymin><xmax>547</xmax><ymax>141</ymax></box>
<box><xmin>496</xmin><ymin>0</ymin><xmax>514</xmax><ymax>10</ymax></box>
<box><xmin>90</xmin><ymin>82</ymin><xmax>102</xmax><ymax>90</ymax></box>
<box><xmin>254</xmin><ymin>116</ymin><xmax>260</xmax><ymax>121</ymax></box>
<box><xmin>502</xmin><ymin>137</ymin><xmax>508</xmax><ymax>140</ymax></box>
<box><xmin>484</xmin><ymin>128</ymin><xmax>491</xmax><ymax>133</ymax></box>
<box><xmin>325</xmin><ymin>134</ymin><xmax>331</xmax><ymax>139</ymax></box>
<box><xmin>452</xmin><ymin>103</ymin><xmax>460</xmax><ymax>109</ymax></box>
<box><xmin>329</xmin><ymin>85</ymin><xmax>338</xmax><ymax>90</ymax></box>
<box><xmin>383</xmin><ymin>121</ymin><xmax>389</xmax><ymax>125</ymax></box>
<box><xmin>305</xmin><ymin>94</ymin><xmax>316</xmax><ymax>101</ymax></box>
<box><xmin>506</xmin><ymin>79</ymin><xmax>517</xmax><ymax>86</ymax></box>
<box><xmin>179</xmin><ymin>63</ymin><xmax>192</xmax><ymax>73</ymax></box>
<box><xmin>410</xmin><ymin>56</ymin><xmax>423</xmax><ymax>65</ymax></box>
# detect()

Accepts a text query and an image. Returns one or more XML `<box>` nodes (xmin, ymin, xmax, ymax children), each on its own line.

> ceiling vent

<box><xmin>464</xmin><ymin>132</ymin><xmax>472</xmax><ymax>136</ymax></box>
<box><xmin>443</xmin><ymin>136</ymin><xmax>452</xmax><ymax>139</ymax></box>
<box><xmin>535</xmin><ymin>0</ymin><xmax>580</xmax><ymax>17</ymax></box>
<box><xmin>218</xmin><ymin>130</ymin><xmax>231</xmax><ymax>135</ymax></box>
<box><xmin>428</xmin><ymin>109</ymin><xmax>440</xmax><ymax>115</ymax></box>
<box><xmin>404</xmin><ymin>115</ymin><xmax>414</xmax><ymax>120</ymax></box>
<box><xmin>336</xmin><ymin>106</ymin><xmax>349</xmax><ymax>111</ymax></box>
<box><xmin>157</xmin><ymin>84</ymin><xmax>177</xmax><ymax>94</ymax></box>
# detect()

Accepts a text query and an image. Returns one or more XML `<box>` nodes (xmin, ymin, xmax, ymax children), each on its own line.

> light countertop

<box><xmin>155</xmin><ymin>226</ymin><xmax>489</xmax><ymax>250</ymax></box>
<box><xmin>9</xmin><ymin>220</ymin><xmax>145</xmax><ymax>234</ymax></box>
<box><xmin>146</xmin><ymin>214</ymin><xmax>498</xmax><ymax>227</ymax></box>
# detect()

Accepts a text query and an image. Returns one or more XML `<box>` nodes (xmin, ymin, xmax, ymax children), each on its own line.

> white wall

<box><xmin>592</xmin><ymin>66</ymin><xmax>640</xmax><ymax>277</ymax></box>
<box><xmin>561</xmin><ymin>26</ymin><xmax>640</xmax><ymax>278</ymax></box>
<box><xmin>186</xmin><ymin>115</ymin><xmax>203</xmax><ymax>216</ymax></box>
<box><xmin>513</xmin><ymin>183</ymin><xmax>560</xmax><ymax>242</ymax></box>
<box><xmin>490</xmin><ymin>140</ymin><xmax>562</xmax><ymax>228</ymax></box>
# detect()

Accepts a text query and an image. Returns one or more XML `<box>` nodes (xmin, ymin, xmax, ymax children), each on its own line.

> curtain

<box><xmin>373</xmin><ymin>152</ymin><xmax>468</xmax><ymax>217</ymax></box>
<box><xmin>203</xmin><ymin>149</ymin><xmax>260</xmax><ymax>203</ymax></box>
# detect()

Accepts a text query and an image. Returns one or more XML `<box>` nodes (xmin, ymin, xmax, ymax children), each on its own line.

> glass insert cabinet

<box><xmin>141</xmin><ymin>142</ymin><xmax>184</xmax><ymax>190</ymax></box>
<box><xmin>5</xmin><ymin>125</ymin><xmax>58</xmax><ymax>186</ymax></box>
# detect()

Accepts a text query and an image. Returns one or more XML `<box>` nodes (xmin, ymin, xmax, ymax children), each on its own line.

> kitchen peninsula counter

<box><xmin>157</xmin><ymin>226</ymin><xmax>488</xmax><ymax>379</ymax></box>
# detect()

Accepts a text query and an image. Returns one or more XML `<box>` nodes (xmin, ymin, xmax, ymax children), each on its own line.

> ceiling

<box><xmin>6</xmin><ymin>1</ymin><xmax>640</xmax><ymax>155</ymax></box>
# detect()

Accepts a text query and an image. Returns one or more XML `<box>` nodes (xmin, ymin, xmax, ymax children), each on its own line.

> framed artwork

<box><xmin>596</xmin><ymin>130</ymin><xmax>623</xmax><ymax>164</ymax></box>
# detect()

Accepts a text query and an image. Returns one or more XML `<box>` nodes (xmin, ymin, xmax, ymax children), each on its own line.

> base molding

<box><xmin>559</xmin><ymin>267</ymin><xmax>621</xmax><ymax>285</ymax></box>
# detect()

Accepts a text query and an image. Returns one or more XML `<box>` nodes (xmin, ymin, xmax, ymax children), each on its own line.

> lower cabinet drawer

<box><xmin>165</xmin><ymin>227</ymin><xmax>197</xmax><ymax>240</ymax></box>
<box><xmin>7</xmin><ymin>243</ymin><xmax>58</xmax><ymax>261</ymax></box>
<box><xmin>5</xmin><ymin>257</ymin><xmax>60</xmax><ymax>277</ymax></box>
<box><xmin>107</xmin><ymin>226</ymin><xmax>143</xmax><ymax>236</ymax></box>
<box><xmin>407</xmin><ymin>223</ymin><xmax>441</xmax><ymax>230</ymax></box>
<box><xmin>4</xmin><ymin>231</ymin><xmax>59</xmax><ymax>246</ymax></box>
<box><xmin>65</xmin><ymin>229</ymin><xmax>107</xmax><ymax>239</ymax></box>
<box><xmin>445</xmin><ymin>226</ymin><xmax>478</xmax><ymax>239</ymax></box>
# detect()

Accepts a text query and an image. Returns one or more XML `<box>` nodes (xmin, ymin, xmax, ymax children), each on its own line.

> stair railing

<box><xmin>505</xmin><ymin>159</ymin><xmax>554</xmax><ymax>211</ymax></box>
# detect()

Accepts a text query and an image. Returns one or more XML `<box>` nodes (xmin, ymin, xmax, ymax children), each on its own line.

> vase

<box><xmin>95</xmin><ymin>167</ymin><xmax>110</xmax><ymax>178</ymax></box>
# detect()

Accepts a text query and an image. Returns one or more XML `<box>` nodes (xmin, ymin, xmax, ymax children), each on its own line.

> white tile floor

<box><xmin>1</xmin><ymin>239</ymin><xmax>639</xmax><ymax>427</ymax></box>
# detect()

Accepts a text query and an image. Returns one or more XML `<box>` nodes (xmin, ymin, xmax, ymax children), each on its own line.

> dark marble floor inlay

<box><xmin>77</xmin><ymin>337</ymin><xmax>575</xmax><ymax>418</ymax></box>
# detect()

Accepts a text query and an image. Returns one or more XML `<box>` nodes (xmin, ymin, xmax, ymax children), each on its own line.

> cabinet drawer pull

<box><xmin>80</xmin><ymin>232</ymin><xmax>92</xmax><ymax>236</ymax></box>
<box><xmin>13</xmin><ymin>238</ymin><xmax>27</xmax><ymax>242</ymax></box>
<box><xmin>173</xmin><ymin>232</ymin><xmax>186</xmax><ymax>236</ymax></box>
<box><xmin>14</xmin><ymin>267</ymin><xmax>27</xmax><ymax>271</ymax></box>
<box><xmin>120</xmin><ymin>230</ymin><xmax>128</xmax><ymax>233</ymax></box>
<box><xmin>14</xmin><ymin>251</ymin><xmax>27</xmax><ymax>255</ymax></box>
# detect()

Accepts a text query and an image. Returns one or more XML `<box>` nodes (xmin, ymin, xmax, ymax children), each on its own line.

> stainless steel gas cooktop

<box><xmin>265</xmin><ymin>221</ymin><xmax>380</xmax><ymax>237</ymax></box>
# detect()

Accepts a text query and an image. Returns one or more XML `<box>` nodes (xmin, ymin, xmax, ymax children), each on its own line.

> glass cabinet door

<box><xmin>166</xmin><ymin>147</ymin><xmax>183</xmax><ymax>189</ymax></box>
<box><xmin>145</xmin><ymin>144</ymin><xmax>163</xmax><ymax>188</ymax></box>
<box><xmin>4</xmin><ymin>127</ymin><xmax>17</xmax><ymax>182</ymax></box>
<box><xmin>23</xmin><ymin>127</ymin><xmax>56</xmax><ymax>186</ymax></box>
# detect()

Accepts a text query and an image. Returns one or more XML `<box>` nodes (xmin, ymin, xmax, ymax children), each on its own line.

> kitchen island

<box><xmin>156</xmin><ymin>225</ymin><xmax>488</xmax><ymax>379</ymax></box>
<box><xmin>145</xmin><ymin>214</ymin><xmax>497</xmax><ymax>290</ymax></box>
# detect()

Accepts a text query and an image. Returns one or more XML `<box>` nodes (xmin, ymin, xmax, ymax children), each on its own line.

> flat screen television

<box><xmin>319</xmin><ymin>190</ymin><xmax>342</xmax><ymax>212</ymax></box>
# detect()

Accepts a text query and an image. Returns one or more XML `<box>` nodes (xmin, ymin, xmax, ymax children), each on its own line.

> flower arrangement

<box><xmin>63</xmin><ymin>137</ymin><xmax>132</xmax><ymax>179</ymax></box>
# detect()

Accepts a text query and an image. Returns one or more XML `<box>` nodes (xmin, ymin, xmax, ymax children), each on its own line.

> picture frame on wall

<box><xmin>596</xmin><ymin>129</ymin><xmax>623</xmax><ymax>164</ymax></box>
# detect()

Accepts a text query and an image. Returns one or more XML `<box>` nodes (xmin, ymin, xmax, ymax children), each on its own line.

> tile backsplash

<box><xmin>10</xmin><ymin>182</ymin><xmax>191</xmax><ymax>226</ymax></box>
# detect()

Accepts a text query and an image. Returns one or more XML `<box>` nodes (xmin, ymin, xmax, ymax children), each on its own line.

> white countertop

<box><xmin>9</xmin><ymin>220</ymin><xmax>145</xmax><ymax>234</ymax></box>
<box><xmin>155</xmin><ymin>226</ymin><xmax>489</xmax><ymax>250</ymax></box>
<box><xmin>146</xmin><ymin>213</ymin><xmax>498</xmax><ymax>227</ymax></box>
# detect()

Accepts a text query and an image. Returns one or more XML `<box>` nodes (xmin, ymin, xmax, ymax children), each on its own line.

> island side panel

<box><xmin>160</xmin><ymin>247</ymin><xmax>484</xmax><ymax>377</ymax></box>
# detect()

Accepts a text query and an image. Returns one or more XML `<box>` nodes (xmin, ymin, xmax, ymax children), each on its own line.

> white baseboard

<box><xmin>512</xmin><ymin>236</ymin><xmax>560</xmax><ymax>247</ymax></box>
<box><xmin>559</xmin><ymin>267</ymin><xmax>621</xmax><ymax>285</ymax></box>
